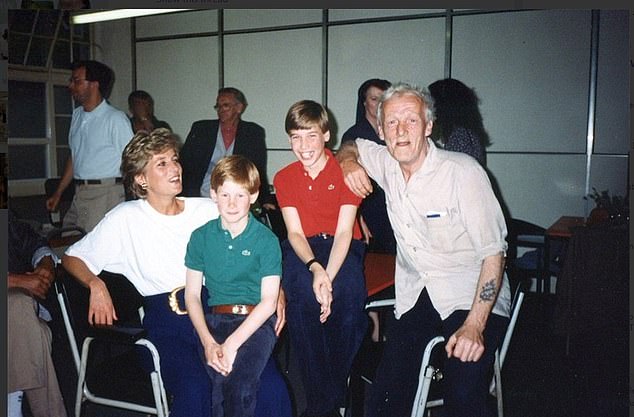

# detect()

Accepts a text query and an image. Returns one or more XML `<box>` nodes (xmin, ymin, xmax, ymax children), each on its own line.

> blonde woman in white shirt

<box><xmin>62</xmin><ymin>128</ymin><xmax>291</xmax><ymax>417</ymax></box>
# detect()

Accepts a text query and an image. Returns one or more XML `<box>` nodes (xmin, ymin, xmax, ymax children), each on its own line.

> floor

<box><xmin>45</xmin><ymin>290</ymin><xmax>628</xmax><ymax>417</ymax></box>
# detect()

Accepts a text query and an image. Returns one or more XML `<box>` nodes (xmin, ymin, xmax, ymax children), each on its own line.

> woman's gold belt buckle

<box><xmin>168</xmin><ymin>286</ymin><xmax>187</xmax><ymax>315</ymax></box>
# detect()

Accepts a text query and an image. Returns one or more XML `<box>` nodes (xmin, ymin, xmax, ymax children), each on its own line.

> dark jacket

<box><xmin>341</xmin><ymin>117</ymin><xmax>382</xmax><ymax>145</ymax></box>
<box><xmin>8</xmin><ymin>210</ymin><xmax>49</xmax><ymax>274</ymax></box>
<box><xmin>341</xmin><ymin>119</ymin><xmax>396</xmax><ymax>254</ymax></box>
<box><xmin>179</xmin><ymin>119</ymin><xmax>272</xmax><ymax>204</ymax></box>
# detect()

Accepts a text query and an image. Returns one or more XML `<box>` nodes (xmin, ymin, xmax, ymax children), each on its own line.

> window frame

<box><xmin>7</xmin><ymin>8</ymin><xmax>92</xmax><ymax>197</ymax></box>
<box><xmin>8</xmin><ymin>67</ymin><xmax>72</xmax><ymax>196</ymax></box>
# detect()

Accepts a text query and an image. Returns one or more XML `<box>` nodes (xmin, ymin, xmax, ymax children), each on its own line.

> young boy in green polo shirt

<box><xmin>184</xmin><ymin>155</ymin><xmax>281</xmax><ymax>417</ymax></box>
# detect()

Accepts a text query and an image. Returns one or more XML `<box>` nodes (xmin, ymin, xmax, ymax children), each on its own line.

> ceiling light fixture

<box><xmin>72</xmin><ymin>9</ymin><xmax>190</xmax><ymax>25</ymax></box>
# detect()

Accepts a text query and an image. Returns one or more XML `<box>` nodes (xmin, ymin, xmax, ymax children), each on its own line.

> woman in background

<box><xmin>428</xmin><ymin>78</ymin><xmax>490</xmax><ymax>166</ymax></box>
<box><xmin>341</xmin><ymin>79</ymin><xmax>394</xmax><ymax>343</ymax></box>
<box><xmin>341</xmin><ymin>78</ymin><xmax>395</xmax><ymax>255</ymax></box>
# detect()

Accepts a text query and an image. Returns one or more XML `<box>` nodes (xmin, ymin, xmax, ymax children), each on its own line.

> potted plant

<box><xmin>584</xmin><ymin>188</ymin><xmax>628</xmax><ymax>225</ymax></box>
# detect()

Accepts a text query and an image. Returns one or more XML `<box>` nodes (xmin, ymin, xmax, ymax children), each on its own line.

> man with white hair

<box><xmin>338</xmin><ymin>82</ymin><xmax>510</xmax><ymax>417</ymax></box>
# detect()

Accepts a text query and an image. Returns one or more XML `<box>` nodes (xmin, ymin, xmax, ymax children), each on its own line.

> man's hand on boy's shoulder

<box><xmin>340</xmin><ymin>159</ymin><xmax>373</xmax><ymax>198</ymax></box>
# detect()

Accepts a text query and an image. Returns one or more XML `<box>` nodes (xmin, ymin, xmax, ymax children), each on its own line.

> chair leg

<box><xmin>494</xmin><ymin>353</ymin><xmax>503</xmax><ymax>417</ymax></box>
<box><xmin>412</xmin><ymin>336</ymin><xmax>445</xmax><ymax>417</ymax></box>
<box><xmin>75</xmin><ymin>338</ymin><xmax>93</xmax><ymax>417</ymax></box>
<box><xmin>150</xmin><ymin>372</ymin><xmax>166</xmax><ymax>417</ymax></box>
<box><xmin>411</xmin><ymin>365</ymin><xmax>436</xmax><ymax>417</ymax></box>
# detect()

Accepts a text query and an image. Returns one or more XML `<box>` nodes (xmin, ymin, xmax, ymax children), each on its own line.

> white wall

<box><xmin>93</xmin><ymin>9</ymin><xmax>630</xmax><ymax>229</ymax></box>
<box><xmin>93</xmin><ymin>18</ymin><xmax>133</xmax><ymax>114</ymax></box>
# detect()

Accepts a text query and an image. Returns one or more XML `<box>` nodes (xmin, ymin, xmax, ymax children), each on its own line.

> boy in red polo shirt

<box><xmin>273</xmin><ymin>100</ymin><xmax>368</xmax><ymax>417</ymax></box>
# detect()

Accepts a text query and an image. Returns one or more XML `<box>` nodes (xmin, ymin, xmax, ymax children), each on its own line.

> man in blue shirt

<box><xmin>46</xmin><ymin>60</ymin><xmax>133</xmax><ymax>232</ymax></box>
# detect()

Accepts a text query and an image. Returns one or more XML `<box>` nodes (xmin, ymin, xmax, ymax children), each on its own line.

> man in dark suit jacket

<box><xmin>180</xmin><ymin>87</ymin><xmax>273</xmax><ymax>207</ymax></box>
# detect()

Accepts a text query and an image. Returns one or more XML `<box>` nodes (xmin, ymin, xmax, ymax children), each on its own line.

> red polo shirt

<box><xmin>274</xmin><ymin>149</ymin><xmax>362</xmax><ymax>240</ymax></box>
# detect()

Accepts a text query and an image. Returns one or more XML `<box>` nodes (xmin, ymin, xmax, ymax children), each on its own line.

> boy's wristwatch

<box><xmin>305</xmin><ymin>258</ymin><xmax>320</xmax><ymax>270</ymax></box>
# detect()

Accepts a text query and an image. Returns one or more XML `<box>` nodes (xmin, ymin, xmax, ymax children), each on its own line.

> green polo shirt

<box><xmin>185</xmin><ymin>213</ymin><xmax>282</xmax><ymax>306</ymax></box>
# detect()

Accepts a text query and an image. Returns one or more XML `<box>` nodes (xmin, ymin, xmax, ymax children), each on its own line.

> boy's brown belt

<box><xmin>212</xmin><ymin>304</ymin><xmax>255</xmax><ymax>315</ymax></box>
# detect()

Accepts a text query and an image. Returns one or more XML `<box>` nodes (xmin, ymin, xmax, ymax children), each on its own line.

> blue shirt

<box><xmin>69</xmin><ymin>99</ymin><xmax>134</xmax><ymax>179</ymax></box>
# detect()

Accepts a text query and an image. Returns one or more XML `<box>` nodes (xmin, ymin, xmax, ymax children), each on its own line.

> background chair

<box><xmin>55</xmin><ymin>269</ymin><xmax>169</xmax><ymax>417</ymax></box>
<box><xmin>44</xmin><ymin>178</ymin><xmax>74</xmax><ymax>228</ymax></box>
<box><xmin>506</xmin><ymin>218</ymin><xmax>562</xmax><ymax>294</ymax></box>
<box><xmin>44</xmin><ymin>178</ymin><xmax>86</xmax><ymax>244</ymax></box>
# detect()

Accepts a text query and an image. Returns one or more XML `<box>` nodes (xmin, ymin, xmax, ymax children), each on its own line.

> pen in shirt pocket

<box><xmin>425</xmin><ymin>211</ymin><xmax>447</xmax><ymax>218</ymax></box>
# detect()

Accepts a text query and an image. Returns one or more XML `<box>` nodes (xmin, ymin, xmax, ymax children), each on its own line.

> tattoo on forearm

<box><xmin>479</xmin><ymin>279</ymin><xmax>497</xmax><ymax>303</ymax></box>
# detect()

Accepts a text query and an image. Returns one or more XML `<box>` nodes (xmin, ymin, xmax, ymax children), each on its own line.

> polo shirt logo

<box><xmin>241</xmin><ymin>249</ymin><xmax>251</xmax><ymax>256</ymax></box>
<box><xmin>328</xmin><ymin>184</ymin><xmax>335</xmax><ymax>190</ymax></box>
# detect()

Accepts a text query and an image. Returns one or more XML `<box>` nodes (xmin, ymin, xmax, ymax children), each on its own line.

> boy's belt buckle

<box><xmin>232</xmin><ymin>304</ymin><xmax>249</xmax><ymax>314</ymax></box>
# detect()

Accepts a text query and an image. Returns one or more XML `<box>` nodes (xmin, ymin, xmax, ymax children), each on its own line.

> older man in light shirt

<box><xmin>338</xmin><ymin>82</ymin><xmax>510</xmax><ymax>417</ymax></box>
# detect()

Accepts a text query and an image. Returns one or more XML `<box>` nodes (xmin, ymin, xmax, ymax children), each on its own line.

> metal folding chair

<box><xmin>44</xmin><ymin>178</ymin><xmax>85</xmax><ymax>246</ymax></box>
<box><xmin>364</xmin><ymin>276</ymin><xmax>525</xmax><ymax>417</ymax></box>
<box><xmin>54</xmin><ymin>269</ymin><xmax>169</xmax><ymax>417</ymax></box>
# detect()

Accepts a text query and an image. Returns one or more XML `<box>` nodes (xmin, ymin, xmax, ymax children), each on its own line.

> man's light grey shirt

<box><xmin>356</xmin><ymin>138</ymin><xmax>510</xmax><ymax>320</ymax></box>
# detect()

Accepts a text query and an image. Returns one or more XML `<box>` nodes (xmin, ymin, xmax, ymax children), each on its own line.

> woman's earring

<box><xmin>141</xmin><ymin>183</ymin><xmax>148</xmax><ymax>190</ymax></box>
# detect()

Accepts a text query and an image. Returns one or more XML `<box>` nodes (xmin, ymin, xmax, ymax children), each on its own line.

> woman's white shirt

<box><xmin>65</xmin><ymin>197</ymin><xmax>219</xmax><ymax>296</ymax></box>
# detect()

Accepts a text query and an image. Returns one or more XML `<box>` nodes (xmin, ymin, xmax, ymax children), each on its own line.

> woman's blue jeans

<box><xmin>143</xmin><ymin>293</ymin><xmax>212</xmax><ymax>417</ymax></box>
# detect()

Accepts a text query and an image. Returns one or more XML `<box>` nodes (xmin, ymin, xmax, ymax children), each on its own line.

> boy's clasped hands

<box><xmin>204</xmin><ymin>338</ymin><xmax>238</xmax><ymax>377</ymax></box>
<box><xmin>310</xmin><ymin>264</ymin><xmax>333</xmax><ymax>323</ymax></box>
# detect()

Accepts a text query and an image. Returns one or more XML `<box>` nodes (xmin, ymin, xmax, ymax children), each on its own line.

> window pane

<box><xmin>8</xmin><ymin>80</ymin><xmax>47</xmax><ymax>138</ymax></box>
<box><xmin>58</xmin><ymin>12</ymin><xmax>71</xmax><ymax>40</ymax></box>
<box><xmin>55</xmin><ymin>116</ymin><xmax>70</xmax><ymax>146</ymax></box>
<box><xmin>73</xmin><ymin>43</ymin><xmax>90</xmax><ymax>62</ymax></box>
<box><xmin>9</xmin><ymin>10</ymin><xmax>36</xmax><ymax>34</ymax></box>
<box><xmin>54</xmin><ymin>86</ymin><xmax>72</xmax><ymax>114</ymax></box>
<box><xmin>34</xmin><ymin>10</ymin><xmax>60</xmax><ymax>37</ymax></box>
<box><xmin>1</xmin><ymin>153</ymin><xmax>7</xmax><ymax>209</ymax></box>
<box><xmin>8</xmin><ymin>144</ymin><xmax>47</xmax><ymax>179</ymax></box>
<box><xmin>8</xmin><ymin>33</ymin><xmax>29</xmax><ymax>65</ymax></box>
<box><xmin>73</xmin><ymin>24</ymin><xmax>90</xmax><ymax>42</ymax></box>
<box><xmin>1</xmin><ymin>100</ymin><xmax>6</xmax><ymax>140</ymax></box>
<box><xmin>26</xmin><ymin>37</ymin><xmax>52</xmax><ymax>67</ymax></box>
<box><xmin>52</xmin><ymin>40</ymin><xmax>71</xmax><ymax>69</ymax></box>
<box><xmin>56</xmin><ymin>146</ymin><xmax>70</xmax><ymax>175</ymax></box>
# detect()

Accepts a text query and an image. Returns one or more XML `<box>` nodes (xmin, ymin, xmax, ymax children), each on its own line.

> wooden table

<box><xmin>364</xmin><ymin>252</ymin><xmax>395</xmax><ymax>296</ymax></box>
<box><xmin>545</xmin><ymin>216</ymin><xmax>585</xmax><ymax>238</ymax></box>
<box><xmin>542</xmin><ymin>216</ymin><xmax>585</xmax><ymax>293</ymax></box>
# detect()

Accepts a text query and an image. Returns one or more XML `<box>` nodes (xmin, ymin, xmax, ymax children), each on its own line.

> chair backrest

<box><xmin>505</xmin><ymin>218</ymin><xmax>545</xmax><ymax>262</ymax></box>
<box><xmin>264</xmin><ymin>207</ymin><xmax>287</xmax><ymax>241</ymax></box>
<box><xmin>45</xmin><ymin>178</ymin><xmax>75</xmax><ymax>227</ymax></box>
<box><xmin>55</xmin><ymin>268</ymin><xmax>145</xmax><ymax>371</ymax></box>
